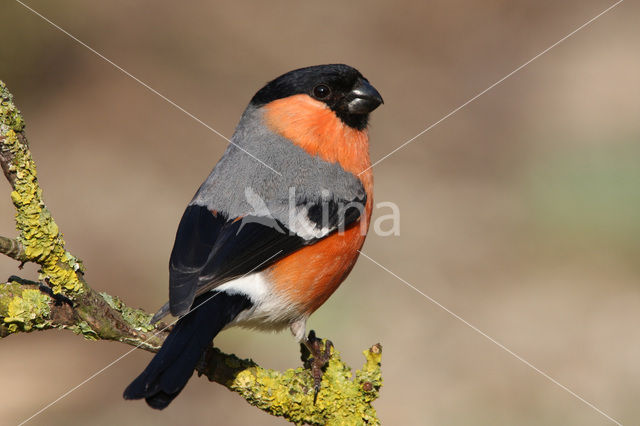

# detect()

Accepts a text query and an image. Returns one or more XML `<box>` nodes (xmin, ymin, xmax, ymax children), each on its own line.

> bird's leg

<box><xmin>300</xmin><ymin>330</ymin><xmax>333</xmax><ymax>402</ymax></box>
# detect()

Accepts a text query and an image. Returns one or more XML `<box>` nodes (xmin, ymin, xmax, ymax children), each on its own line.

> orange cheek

<box><xmin>263</xmin><ymin>94</ymin><xmax>371</xmax><ymax>177</ymax></box>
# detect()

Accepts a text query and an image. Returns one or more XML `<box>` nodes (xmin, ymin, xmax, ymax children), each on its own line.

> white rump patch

<box><xmin>216</xmin><ymin>272</ymin><xmax>269</xmax><ymax>301</ymax></box>
<box><xmin>219</xmin><ymin>272</ymin><xmax>305</xmax><ymax>332</ymax></box>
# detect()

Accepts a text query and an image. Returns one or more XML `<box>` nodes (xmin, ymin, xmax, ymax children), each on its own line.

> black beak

<box><xmin>346</xmin><ymin>78</ymin><xmax>383</xmax><ymax>114</ymax></box>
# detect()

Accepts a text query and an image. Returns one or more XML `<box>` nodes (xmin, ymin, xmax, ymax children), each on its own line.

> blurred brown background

<box><xmin>1</xmin><ymin>1</ymin><xmax>638</xmax><ymax>425</ymax></box>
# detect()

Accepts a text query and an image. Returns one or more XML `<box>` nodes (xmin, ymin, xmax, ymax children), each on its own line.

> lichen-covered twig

<box><xmin>0</xmin><ymin>80</ymin><xmax>382</xmax><ymax>425</ymax></box>
<box><xmin>197</xmin><ymin>343</ymin><xmax>383</xmax><ymax>425</ymax></box>
<box><xmin>0</xmin><ymin>80</ymin><xmax>163</xmax><ymax>348</ymax></box>
<box><xmin>0</xmin><ymin>236</ymin><xmax>26</xmax><ymax>262</ymax></box>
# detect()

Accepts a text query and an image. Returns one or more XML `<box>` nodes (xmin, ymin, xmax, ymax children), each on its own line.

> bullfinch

<box><xmin>123</xmin><ymin>64</ymin><xmax>383</xmax><ymax>409</ymax></box>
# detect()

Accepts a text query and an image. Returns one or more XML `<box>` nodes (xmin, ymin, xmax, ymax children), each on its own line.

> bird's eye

<box><xmin>312</xmin><ymin>84</ymin><xmax>331</xmax><ymax>99</ymax></box>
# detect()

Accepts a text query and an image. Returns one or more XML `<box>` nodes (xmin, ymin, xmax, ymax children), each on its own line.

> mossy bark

<box><xmin>198</xmin><ymin>343</ymin><xmax>383</xmax><ymax>425</ymax></box>
<box><xmin>0</xmin><ymin>80</ymin><xmax>382</xmax><ymax>425</ymax></box>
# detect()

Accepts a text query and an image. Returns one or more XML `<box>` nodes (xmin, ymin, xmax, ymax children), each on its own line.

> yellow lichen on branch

<box><xmin>198</xmin><ymin>343</ymin><xmax>382</xmax><ymax>425</ymax></box>
<box><xmin>0</xmin><ymin>79</ymin><xmax>383</xmax><ymax>425</ymax></box>
<box><xmin>0</xmin><ymin>282</ymin><xmax>51</xmax><ymax>334</ymax></box>
<box><xmin>1</xmin><ymin>91</ymin><xmax>85</xmax><ymax>295</ymax></box>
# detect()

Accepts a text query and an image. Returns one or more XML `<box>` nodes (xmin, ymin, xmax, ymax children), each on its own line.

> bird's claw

<box><xmin>301</xmin><ymin>330</ymin><xmax>333</xmax><ymax>403</ymax></box>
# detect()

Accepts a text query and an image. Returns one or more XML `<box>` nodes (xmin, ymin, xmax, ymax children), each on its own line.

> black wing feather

<box><xmin>166</xmin><ymin>206</ymin><xmax>224</xmax><ymax>315</ymax></box>
<box><xmin>160</xmin><ymin>194</ymin><xmax>366</xmax><ymax>319</ymax></box>
<box><xmin>168</xmin><ymin>206</ymin><xmax>308</xmax><ymax>316</ymax></box>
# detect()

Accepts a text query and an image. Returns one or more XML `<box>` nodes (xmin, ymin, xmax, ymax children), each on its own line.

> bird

<box><xmin>123</xmin><ymin>64</ymin><xmax>383</xmax><ymax>409</ymax></box>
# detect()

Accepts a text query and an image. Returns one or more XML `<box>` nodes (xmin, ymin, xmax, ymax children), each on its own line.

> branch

<box><xmin>0</xmin><ymin>236</ymin><xmax>26</xmax><ymax>262</ymax></box>
<box><xmin>0</xmin><ymin>80</ymin><xmax>382</xmax><ymax>425</ymax></box>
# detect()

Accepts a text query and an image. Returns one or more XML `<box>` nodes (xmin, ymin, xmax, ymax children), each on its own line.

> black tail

<box><xmin>123</xmin><ymin>292</ymin><xmax>252</xmax><ymax>409</ymax></box>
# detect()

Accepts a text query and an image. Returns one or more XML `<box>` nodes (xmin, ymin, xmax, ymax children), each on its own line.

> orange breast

<box><xmin>264</xmin><ymin>94</ymin><xmax>373</xmax><ymax>314</ymax></box>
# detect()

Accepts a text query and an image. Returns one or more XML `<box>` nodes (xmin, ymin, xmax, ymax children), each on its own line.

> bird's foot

<box><xmin>300</xmin><ymin>330</ymin><xmax>333</xmax><ymax>403</ymax></box>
